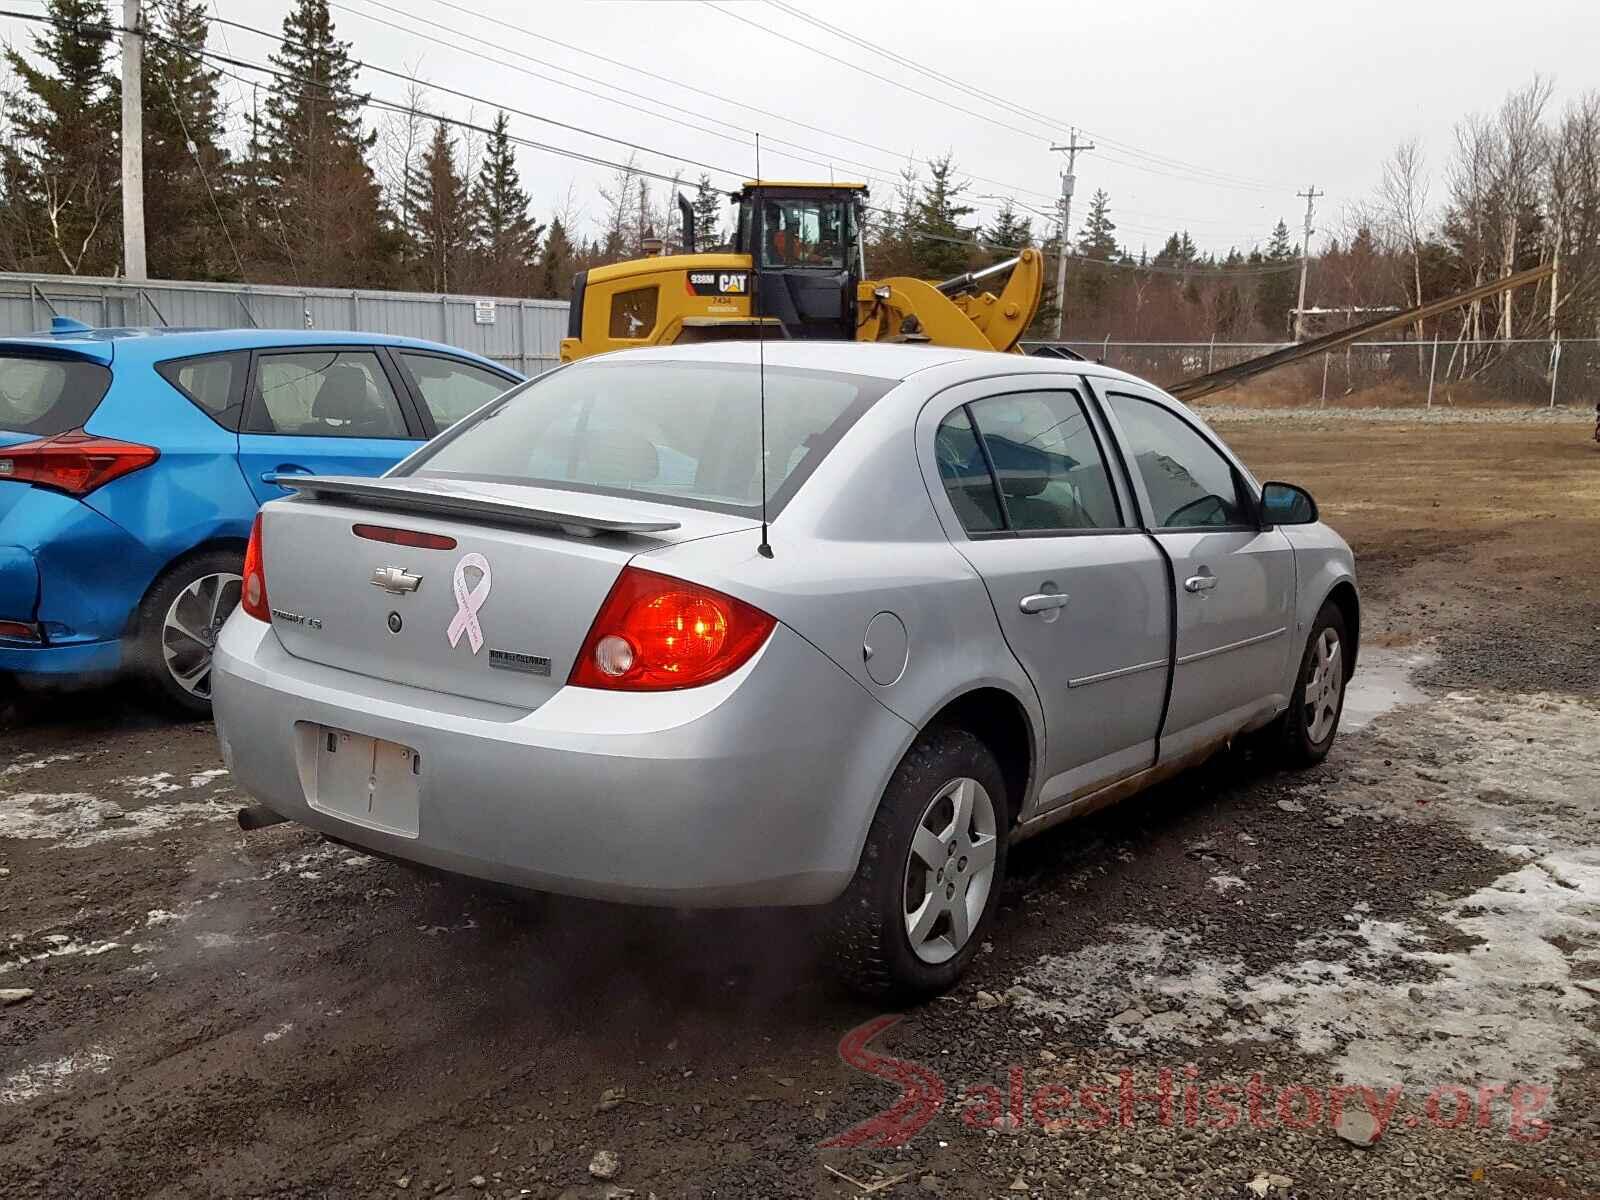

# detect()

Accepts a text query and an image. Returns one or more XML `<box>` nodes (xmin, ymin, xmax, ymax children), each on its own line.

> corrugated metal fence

<box><xmin>0</xmin><ymin>272</ymin><xmax>569</xmax><ymax>376</ymax></box>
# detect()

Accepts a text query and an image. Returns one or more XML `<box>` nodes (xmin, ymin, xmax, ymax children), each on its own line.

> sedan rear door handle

<box><xmin>1019</xmin><ymin>592</ymin><xmax>1070</xmax><ymax>614</ymax></box>
<box><xmin>1184</xmin><ymin>573</ymin><xmax>1218</xmax><ymax>593</ymax></box>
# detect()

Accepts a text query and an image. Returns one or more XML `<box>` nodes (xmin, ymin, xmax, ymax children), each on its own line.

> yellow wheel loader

<box><xmin>557</xmin><ymin>181</ymin><xmax>1045</xmax><ymax>363</ymax></box>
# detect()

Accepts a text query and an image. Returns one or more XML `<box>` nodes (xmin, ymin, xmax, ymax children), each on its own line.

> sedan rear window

<box><xmin>0</xmin><ymin>353</ymin><xmax>113</xmax><ymax>436</ymax></box>
<box><xmin>403</xmin><ymin>360</ymin><xmax>893</xmax><ymax>517</ymax></box>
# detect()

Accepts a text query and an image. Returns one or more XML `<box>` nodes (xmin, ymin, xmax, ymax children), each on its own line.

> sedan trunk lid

<box><xmin>259</xmin><ymin>475</ymin><xmax>756</xmax><ymax>709</ymax></box>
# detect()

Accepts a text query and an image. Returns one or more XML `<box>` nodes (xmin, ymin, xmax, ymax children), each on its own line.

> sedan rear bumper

<box><xmin>212</xmin><ymin>616</ymin><xmax>914</xmax><ymax>907</ymax></box>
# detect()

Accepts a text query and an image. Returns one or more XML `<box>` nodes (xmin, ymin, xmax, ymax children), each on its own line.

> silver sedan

<box><xmin>212</xmin><ymin>342</ymin><xmax>1357</xmax><ymax>999</ymax></box>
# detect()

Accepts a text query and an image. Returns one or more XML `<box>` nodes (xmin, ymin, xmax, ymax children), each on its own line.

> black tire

<box><xmin>132</xmin><ymin>549</ymin><xmax>244</xmax><ymax>719</ymax></box>
<box><xmin>1272</xmin><ymin>602</ymin><xmax>1350</xmax><ymax>767</ymax></box>
<box><xmin>826</xmin><ymin>725</ymin><xmax>1010</xmax><ymax>1002</ymax></box>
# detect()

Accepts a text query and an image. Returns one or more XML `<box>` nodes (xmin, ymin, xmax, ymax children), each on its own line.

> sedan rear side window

<box><xmin>1106</xmin><ymin>392</ymin><xmax>1250</xmax><ymax>529</ymax></box>
<box><xmin>0</xmin><ymin>354</ymin><xmax>112</xmax><ymax>436</ymax></box>
<box><xmin>968</xmin><ymin>391</ymin><xmax>1123</xmax><ymax>532</ymax></box>
<box><xmin>934</xmin><ymin>407</ymin><xmax>1004</xmax><ymax>532</ymax></box>
<box><xmin>404</xmin><ymin>360</ymin><xmax>891</xmax><ymax>518</ymax></box>
<box><xmin>937</xmin><ymin>390</ymin><xmax>1124</xmax><ymax>535</ymax></box>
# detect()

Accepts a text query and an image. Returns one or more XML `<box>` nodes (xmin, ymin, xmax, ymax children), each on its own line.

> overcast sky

<box><xmin>5</xmin><ymin>0</ymin><xmax>1596</xmax><ymax>256</ymax></box>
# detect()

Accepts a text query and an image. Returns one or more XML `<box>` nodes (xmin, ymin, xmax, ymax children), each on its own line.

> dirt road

<box><xmin>2</xmin><ymin>415</ymin><xmax>1597</xmax><ymax>1198</ymax></box>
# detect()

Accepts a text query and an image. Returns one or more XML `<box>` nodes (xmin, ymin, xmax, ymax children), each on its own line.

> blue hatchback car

<box><xmin>0</xmin><ymin>320</ymin><xmax>520</xmax><ymax>713</ymax></box>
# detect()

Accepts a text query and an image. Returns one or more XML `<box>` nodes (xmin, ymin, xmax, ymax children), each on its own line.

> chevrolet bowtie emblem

<box><xmin>370</xmin><ymin>565</ymin><xmax>423</xmax><ymax>594</ymax></box>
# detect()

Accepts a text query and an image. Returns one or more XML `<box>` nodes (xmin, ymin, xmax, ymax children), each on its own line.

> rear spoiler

<box><xmin>267</xmin><ymin>474</ymin><xmax>682</xmax><ymax>537</ymax></box>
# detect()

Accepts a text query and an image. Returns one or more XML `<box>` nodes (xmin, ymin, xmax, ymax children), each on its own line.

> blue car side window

<box><xmin>156</xmin><ymin>351</ymin><xmax>247</xmax><ymax>431</ymax></box>
<box><xmin>249</xmin><ymin>351</ymin><xmax>409</xmax><ymax>439</ymax></box>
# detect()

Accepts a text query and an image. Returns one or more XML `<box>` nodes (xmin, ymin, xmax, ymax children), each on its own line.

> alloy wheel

<box><xmin>902</xmin><ymin>776</ymin><xmax>998</xmax><ymax>965</ymax></box>
<box><xmin>1303</xmin><ymin>627</ymin><xmax>1344</xmax><ymax>743</ymax></box>
<box><xmin>161</xmin><ymin>571</ymin><xmax>242</xmax><ymax>700</ymax></box>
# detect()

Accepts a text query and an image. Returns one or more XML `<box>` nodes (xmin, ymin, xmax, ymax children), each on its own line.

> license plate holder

<box><xmin>305</xmin><ymin>727</ymin><xmax>421</xmax><ymax>838</ymax></box>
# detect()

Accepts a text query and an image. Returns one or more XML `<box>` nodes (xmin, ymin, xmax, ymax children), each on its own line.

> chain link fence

<box><xmin>1025</xmin><ymin>338</ymin><xmax>1599</xmax><ymax>409</ymax></box>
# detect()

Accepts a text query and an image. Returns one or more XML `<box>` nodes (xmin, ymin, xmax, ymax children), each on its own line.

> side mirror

<box><xmin>1261</xmin><ymin>481</ymin><xmax>1318</xmax><ymax>526</ymax></box>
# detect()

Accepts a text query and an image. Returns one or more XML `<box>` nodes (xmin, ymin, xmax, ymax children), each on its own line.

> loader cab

<box><xmin>733</xmin><ymin>182</ymin><xmax>868</xmax><ymax>340</ymax></box>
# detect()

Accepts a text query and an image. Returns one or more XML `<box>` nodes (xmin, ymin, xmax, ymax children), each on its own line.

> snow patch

<box><xmin>0</xmin><ymin>1048</ymin><xmax>112</xmax><ymax>1105</ymax></box>
<box><xmin>0</xmin><ymin>790</ymin><xmax>229</xmax><ymax>848</ymax></box>
<box><xmin>0</xmin><ymin>936</ymin><xmax>123</xmax><ymax>975</ymax></box>
<box><xmin>0</xmin><ymin>753</ymin><xmax>80</xmax><ymax>777</ymax></box>
<box><xmin>113</xmin><ymin>772</ymin><xmax>182</xmax><ymax>798</ymax></box>
<box><xmin>1009</xmin><ymin>687</ymin><xmax>1600</xmax><ymax>1100</ymax></box>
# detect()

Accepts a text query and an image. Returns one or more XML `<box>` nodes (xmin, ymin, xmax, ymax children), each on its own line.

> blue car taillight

<box><xmin>0</xmin><ymin>429</ymin><xmax>159</xmax><ymax>496</ymax></box>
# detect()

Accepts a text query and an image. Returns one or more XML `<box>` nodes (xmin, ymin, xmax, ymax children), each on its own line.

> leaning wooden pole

<box><xmin>1168</xmin><ymin>263</ymin><xmax>1555</xmax><ymax>402</ymax></box>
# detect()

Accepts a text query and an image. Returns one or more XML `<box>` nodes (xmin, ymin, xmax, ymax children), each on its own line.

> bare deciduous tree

<box><xmin>1488</xmin><ymin>76</ymin><xmax>1553</xmax><ymax>339</ymax></box>
<box><xmin>1376</xmin><ymin>138</ymin><xmax>1431</xmax><ymax>339</ymax></box>
<box><xmin>1546</xmin><ymin>92</ymin><xmax>1600</xmax><ymax>338</ymax></box>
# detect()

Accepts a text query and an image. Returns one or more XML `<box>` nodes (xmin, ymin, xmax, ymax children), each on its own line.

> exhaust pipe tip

<box><xmin>237</xmin><ymin>804</ymin><xmax>289</xmax><ymax>832</ymax></box>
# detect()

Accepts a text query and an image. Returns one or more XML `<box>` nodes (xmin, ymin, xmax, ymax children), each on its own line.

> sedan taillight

<box><xmin>241</xmin><ymin>513</ymin><xmax>270</xmax><ymax>622</ymax></box>
<box><xmin>569</xmin><ymin>566</ymin><xmax>776</xmax><ymax>691</ymax></box>
<box><xmin>0</xmin><ymin>430</ymin><xmax>158</xmax><ymax>495</ymax></box>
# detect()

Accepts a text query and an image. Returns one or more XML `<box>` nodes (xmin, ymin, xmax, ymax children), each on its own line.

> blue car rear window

<box><xmin>0</xmin><ymin>353</ymin><xmax>113</xmax><ymax>437</ymax></box>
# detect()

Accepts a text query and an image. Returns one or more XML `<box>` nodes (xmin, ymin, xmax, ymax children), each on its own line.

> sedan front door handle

<box><xmin>1184</xmin><ymin>572</ymin><xmax>1218</xmax><ymax>593</ymax></box>
<box><xmin>1019</xmin><ymin>592</ymin><xmax>1070</xmax><ymax>615</ymax></box>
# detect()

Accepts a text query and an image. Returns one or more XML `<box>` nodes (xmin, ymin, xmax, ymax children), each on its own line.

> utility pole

<box><xmin>1292</xmin><ymin>184</ymin><xmax>1322</xmax><ymax>342</ymax></box>
<box><xmin>120</xmin><ymin>0</ymin><xmax>147</xmax><ymax>281</ymax></box>
<box><xmin>1048</xmin><ymin>129</ymin><xmax>1093</xmax><ymax>341</ymax></box>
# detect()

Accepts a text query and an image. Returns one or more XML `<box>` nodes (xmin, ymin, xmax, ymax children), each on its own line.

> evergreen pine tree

<box><xmin>691</xmin><ymin>174</ymin><xmax>723</xmax><ymax>249</ymax></box>
<box><xmin>1</xmin><ymin>0</ymin><xmax>119</xmax><ymax>274</ymax></box>
<box><xmin>1075</xmin><ymin>189</ymin><xmax>1118</xmax><ymax>260</ymax></box>
<box><xmin>469</xmin><ymin>111</ymin><xmax>542</xmax><ymax>294</ymax></box>
<box><xmin>406</xmin><ymin>121</ymin><xmax>472</xmax><ymax>292</ymax></box>
<box><xmin>1153</xmin><ymin>231</ymin><xmax>1198</xmax><ymax>268</ymax></box>
<box><xmin>1254</xmin><ymin>218</ymin><xmax>1298</xmax><ymax>335</ymax></box>
<box><xmin>983</xmin><ymin>200</ymin><xmax>1033</xmax><ymax>265</ymax></box>
<box><xmin>537</xmin><ymin>216</ymin><xmax>574</xmax><ymax>299</ymax></box>
<box><xmin>251</xmin><ymin>0</ymin><xmax>392</xmax><ymax>285</ymax></box>
<box><xmin>912</xmin><ymin>154</ymin><xmax>975</xmax><ymax>277</ymax></box>
<box><xmin>141</xmin><ymin>0</ymin><xmax>238</xmax><ymax>279</ymax></box>
<box><xmin>1029</xmin><ymin>228</ymin><xmax>1061</xmax><ymax>339</ymax></box>
<box><xmin>1073</xmin><ymin>188</ymin><xmax>1118</xmax><ymax>315</ymax></box>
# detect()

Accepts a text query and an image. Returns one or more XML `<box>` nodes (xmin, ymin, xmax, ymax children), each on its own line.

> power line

<box><xmin>316</xmin><ymin>2</ymin><xmax>874</xmax><ymax>183</ymax></box>
<box><xmin>734</xmin><ymin>0</ymin><xmax>1290</xmax><ymax>195</ymax></box>
<box><xmin>339</xmin><ymin>0</ymin><xmax>1104</xmax><ymax>216</ymax></box>
<box><xmin>703</xmin><ymin>1</ymin><xmax>1062</xmax><ymax>145</ymax></box>
<box><xmin>0</xmin><ymin>5</ymin><xmax>1298</xmax><ymax>275</ymax></box>
<box><xmin>0</xmin><ymin>8</ymin><xmax>749</xmax><ymax>189</ymax></box>
<box><xmin>153</xmin><ymin>50</ymin><xmax>249</xmax><ymax>282</ymax></box>
<box><xmin>213</xmin><ymin>1</ymin><xmax>1068</xmax><ymax>239</ymax></box>
<box><xmin>199</xmin><ymin>11</ymin><xmax>740</xmax><ymax>181</ymax></box>
<box><xmin>333</xmin><ymin>0</ymin><xmax>1079</xmax><ymax>213</ymax></box>
<box><xmin>275</xmin><ymin>0</ymin><xmax>1277</xmax><ymax>245</ymax></box>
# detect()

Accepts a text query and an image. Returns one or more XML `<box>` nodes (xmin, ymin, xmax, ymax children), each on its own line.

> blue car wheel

<box><xmin>133</xmin><ymin>549</ymin><xmax>244</xmax><ymax>716</ymax></box>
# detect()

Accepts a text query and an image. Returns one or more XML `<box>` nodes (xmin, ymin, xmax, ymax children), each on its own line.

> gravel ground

<box><xmin>0</xmin><ymin>418</ymin><xmax>1596</xmax><ymax>1198</ymax></box>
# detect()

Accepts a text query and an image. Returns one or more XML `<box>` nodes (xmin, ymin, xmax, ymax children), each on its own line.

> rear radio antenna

<box><xmin>754</xmin><ymin>132</ymin><xmax>773</xmax><ymax>559</ymax></box>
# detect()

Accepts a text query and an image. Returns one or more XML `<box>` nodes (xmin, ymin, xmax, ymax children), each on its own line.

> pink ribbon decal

<box><xmin>446</xmin><ymin>552</ymin><xmax>492</xmax><ymax>653</ymax></box>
